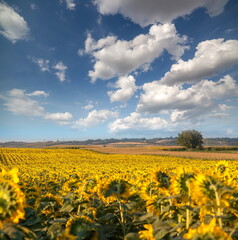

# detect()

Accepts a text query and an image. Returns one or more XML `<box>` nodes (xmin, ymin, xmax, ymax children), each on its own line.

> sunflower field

<box><xmin>0</xmin><ymin>148</ymin><xmax>238</xmax><ymax>239</ymax></box>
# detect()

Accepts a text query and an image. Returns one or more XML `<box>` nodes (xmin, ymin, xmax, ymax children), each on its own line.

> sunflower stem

<box><xmin>214</xmin><ymin>188</ymin><xmax>223</xmax><ymax>229</ymax></box>
<box><xmin>186</xmin><ymin>186</ymin><xmax>191</xmax><ymax>229</ymax></box>
<box><xmin>186</xmin><ymin>206</ymin><xmax>190</xmax><ymax>229</ymax></box>
<box><xmin>117</xmin><ymin>197</ymin><xmax>126</xmax><ymax>237</ymax></box>
<box><xmin>178</xmin><ymin>214</ymin><xmax>183</xmax><ymax>233</ymax></box>
<box><xmin>211</xmin><ymin>184</ymin><xmax>222</xmax><ymax>229</ymax></box>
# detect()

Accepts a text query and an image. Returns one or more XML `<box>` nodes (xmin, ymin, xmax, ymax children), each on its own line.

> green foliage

<box><xmin>176</xmin><ymin>130</ymin><xmax>203</xmax><ymax>150</ymax></box>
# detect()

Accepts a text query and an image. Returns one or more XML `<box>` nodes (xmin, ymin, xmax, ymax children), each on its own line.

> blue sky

<box><xmin>0</xmin><ymin>0</ymin><xmax>238</xmax><ymax>141</ymax></box>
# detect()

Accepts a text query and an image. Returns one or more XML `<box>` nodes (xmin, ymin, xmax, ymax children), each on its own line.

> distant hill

<box><xmin>0</xmin><ymin>137</ymin><xmax>237</xmax><ymax>148</ymax></box>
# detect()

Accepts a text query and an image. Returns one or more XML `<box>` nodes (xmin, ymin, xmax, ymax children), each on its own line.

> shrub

<box><xmin>176</xmin><ymin>130</ymin><xmax>203</xmax><ymax>150</ymax></box>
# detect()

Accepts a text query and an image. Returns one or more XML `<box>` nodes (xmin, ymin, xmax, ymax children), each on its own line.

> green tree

<box><xmin>176</xmin><ymin>130</ymin><xmax>203</xmax><ymax>150</ymax></box>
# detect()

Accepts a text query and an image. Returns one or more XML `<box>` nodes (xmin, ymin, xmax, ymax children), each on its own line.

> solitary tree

<box><xmin>176</xmin><ymin>130</ymin><xmax>203</xmax><ymax>150</ymax></box>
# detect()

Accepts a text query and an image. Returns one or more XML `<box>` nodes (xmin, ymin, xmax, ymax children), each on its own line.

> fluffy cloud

<box><xmin>32</xmin><ymin>58</ymin><xmax>69</xmax><ymax>82</ymax></box>
<box><xmin>82</xmin><ymin>103</ymin><xmax>94</xmax><ymax>110</ymax></box>
<box><xmin>26</xmin><ymin>90</ymin><xmax>49</xmax><ymax>97</ymax></box>
<box><xmin>53</xmin><ymin>62</ymin><xmax>68</xmax><ymax>82</ymax></box>
<box><xmin>73</xmin><ymin>109</ymin><xmax>119</xmax><ymax>128</ymax></box>
<box><xmin>45</xmin><ymin>112</ymin><xmax>73</xmax><ymax>121</ymax></box>
<box><xmin>62</xmin><ymin>0</ymin><xmax>76</xmax><ymax>10</ymax></box>
<box><xmin>3</xmin><ymin>89</ymin><xmax>45</xmax><ymax>117</ymax></box>
<box><xmin>32</xmin><ymin>58</ymin><xmax>50</xmax><ymax>72</ymax></box>
<box><xmin>109</xmin><ymin>75</ymin><xmax>237</xmax><ymax>133</ymax></box>
<box><xmin>1</xmin><ymin>89</ymin><xmax>73</xmax><ymax>124</ymax></box>
<box><xmin>94</xmin><ymin>0</ymin><xmax>228</xmax><ymax>26</ymax></box>
<box><xmin>83</xmin><ymin>23</ymin><xmax>187</xmax><ymax>82</ymax></box>
<box><xmin>109</xmin><ymin>112</ymin><xmax>168</xmax><ymax>132</ymax></box>
<box><xmin>137</xmin><ymin>75</ymin><xmax>238</xmax><ymax>117</ymax></box>
<box><xmin>0</xmin><ymin>2</ymin><xmax>30</xmax><ymax>43</ymax></box>
<box><xmin>160</xmin><ymin>39</ymin><xmax>238</xmax><ymax>85</ymax></box>
<box><xmin>107</xmin><ymin>75</ymin><xmax>137</xmax><ymax>102</ymax></box>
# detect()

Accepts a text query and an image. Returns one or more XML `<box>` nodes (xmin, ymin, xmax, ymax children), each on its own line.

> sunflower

<box><xmin>65</xmin><ymin>216</ymin><xmax>97</xmax><ymax>239</ymax></box>
<box><xmin>183</xmin><ymin>218</ymin><xmax>232</xmax><ymax>240</ymax></box>
<box><xmin>35</xmin><ymin>193</ymin><xmax>63</xmax><ymax>215</ymax></box>
<box><xmin>0</xmin><ymin>168</ymin><xmax>25</xmax><ymax>226</ymax></box>
<box><xmin>215</xmin><ymin>161</ymin><xmax>230</xmax><ymax>175</ymax></box>
<box><xmin>139</xmin><ymin>224</ymin><xmax>155</xmax><ymax>240</ymax></box>
<box><xmin>189</xmin><ymin>172</ymin><xmax>233</xmax><ymax>208</ymax></box>
<box><xmin>153</xmin><ymin>170</ymin><xmax>170</xmax><ymax>189</ymax></box>
<box><xmin>0</xmin><ymin>167</ymin><xmax>19</xmax><ymax>183</ymax></box>
<box><xmin>170</xmin><ymin>168</ymin><xmax>194</xmax><ymax>200</ymax></box>
<box><xmin>101</xmin><ymin>179</ymin><xmax>131</xmax><ymax>199</ymax></box>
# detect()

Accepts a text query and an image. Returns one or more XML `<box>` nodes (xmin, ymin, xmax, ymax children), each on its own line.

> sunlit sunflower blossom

<box><xmin>61</xmin><ymin>179</ymin><xmax>81</xmax><ymax>194</ymax></box>
<box><xmin>0</xmin><ymin>168</ymin><xmax>25</xmax><ymax>226</ymax></box>
<box><xmin>183</xmin><ymin>218</ymin><xmax>232</xmax><ymax>240</ymax></box>
<box><xmin>65</xmin><ymin>216</ymin><xmax>97</xmax><ymax>239</ymax></box>
<box><xmin>153</xmin><ymin>170</ymin><xmax>170</xmax><ymax>189</ymax></box>
<box><xmin>189</xmin><ymin>173</ymin><xmax>233</xmax><ymax>207</ymax></box>
<box><xmin>100</xmin><ymin>179</ymin><xmax>131</xmax><ymax>200</ymax></box>
<box><xmin>139</xmin><ymin>224</ymin><xmax>155</xmax><ymax>240</ymax></box>
<box><xmin>215</xmin><ymin>161</ymin><xmax>230</xmax><ymax>174</ymax></box>
<box><xmin>36</xmin><ymin>193</ymin><xmax>63</xmax><ymax>215</ymax></box>
<box><xmin>170</xmin><ymin>168</ymin><xmax>194</xmax><ymax>201</ymax></box>
<box><xmin>213</xmin><ymin>161</ymin><xmax>233</xmax><ymax>182</ymax></box>
<box><xmin>0</xmin><ymin>167</ymin><xmax>19</xmax><ymax>183</ymax></box>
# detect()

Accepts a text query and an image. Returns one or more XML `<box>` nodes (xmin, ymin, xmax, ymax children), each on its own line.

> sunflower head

<box><xmin>183</xmin><ymin>218</ymin><xmax>232</xmax><ymax>240</ymax></box>
<box><xmin>170</xmin><ymin>169</ymin><xmax>194</xmax><ymax>197</ymax></box>
<box><xmin>215</xmin><ymin>161</ymin><xmax>230</xmax><ymax>175</ymax></box>
<box><xmin>102</xmin><ymin>179</ymin><xmax>130</xmax><ymax>199</ymax></box>
<box><xmin>36</xmin><ymin>193</ymin><xmax>63</xmax><ymax>215</ymax></box>
<box><xmin>0</xmin><ymin>174</ymin><xmax>25</xmax><ymax>224</ymax></box>
<box><xmin>139</xmin><ymin>224</ymin><xmax>155</xmax><ymax>240</ymax></box>
<box><xmin>154</xmin><ymin>171</ymin><xmax>170</xmax><ymax>189</ymax></box>
<box><xmin>65</xmin><ymin>216</ymin><xmax>96</xmax><ymax>238</ymax></box>
<box><xmin>0</xmin><ymin>168</ymin><xmax>19</xmax><ymax>184</ymax></box>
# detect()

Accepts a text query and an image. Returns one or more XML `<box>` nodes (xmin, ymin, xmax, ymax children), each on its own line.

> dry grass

<box><xmin>82</xmin><ymin>145</ymin><xmax>238</xmax><ymax>160</ymax></box>
<box><xmin>47</xmin><ymin>144</ymin><xmax>238</xmax><ymax>160</ymax></box>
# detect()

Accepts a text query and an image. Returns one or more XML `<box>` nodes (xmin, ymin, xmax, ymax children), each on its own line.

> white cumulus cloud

<box><xmin>109</xmin><ymin>112</ymin><xmax>168</xmax><ymax>132</ymax></box>
<box><xmin>0</xmin><ymin>2</ymin><xmax>30</xmax><ymax>43</ymax></box>
<box><xmin>94</xmin><ymin>0</ymin><xmax>228</xmax><ymax>26</ymax></box>
<box><xmin>26</xmin><ymin>90</ymin><xmax>49</xmax><ymax>97</ymax></box>
<box><xmin>82</xmin><ymin>103</ymin><xmax>94</xmax><ymax>110</ymax></box>
<box><xmin>73</xmin><ymin>109</ymin><xmax>119</xmax><ymax>128</ymax></box>
<box><xmin>62</xmin><ymin>0</ymin><xmax>76</xmax><ymax>10</ymax></box>
<box><xmin>137</xmin><ymin>75</ymin><xmax>238</xmax><ymax>120</ymax></box>
<box><xmin>83</xmin><ymin>23</ymin><xmax>188</xmax><ymax>82</ymax></box>
<box><xmin>32</xmin><ymin>58</ymin><xmax>50</xmax><ymax>72</ymax></box>
<box><xmin>3</xmin><ymin>89</ymin><xmax>46</xmax><ymax>117</ymax></box>
<box><xmin>45</xmin><ymin>112</ymin><xmax>73</xmax><ymax>121</ymax></box>
<box><xmin>53</xmin><ymin>61</ymin><xmax>68</xmax><ymax>82</ymax></box>
<box><xmin>32</xmin><ymin>58</ymin><xmax>69</xmax><ymax>82</ymax></box>
<box><xmin>160</xmin><ymin>39</ymin><xmax>238</xmax><ymax>85</ymax></box>
<box><xmin>107</xmin><ymin>75</ymin><xmax>137</xmax><ymax>102</ymax></box>
<box><xmin>1</xmin><ymin>89</ymin><xmax>73</xmax><ymax>125</ymax></box>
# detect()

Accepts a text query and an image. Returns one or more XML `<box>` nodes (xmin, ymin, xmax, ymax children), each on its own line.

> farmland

<box><xmin>52</xmin><ymin>144</ymin><xmax>238</xmax><ymax>160</ymax></box>
<box><xmin>0</xmin><ymin>147</ymin><xmax>238</xmax><ymax>239</ymax></box>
